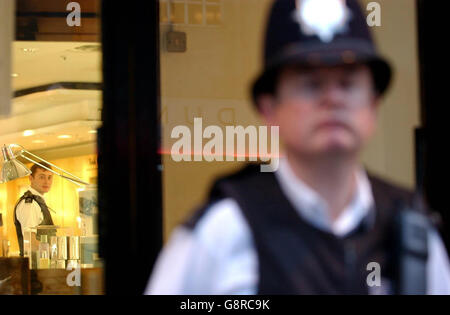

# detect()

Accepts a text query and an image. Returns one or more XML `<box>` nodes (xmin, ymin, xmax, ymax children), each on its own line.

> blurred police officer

<box><xmin>146</xmin><ymin>0</ymin><xmax>450</xmax><ymax>294</ymax></box>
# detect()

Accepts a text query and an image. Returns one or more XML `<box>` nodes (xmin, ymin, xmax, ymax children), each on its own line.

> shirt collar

<box><xmin>28</xmin><ymin>187</ymin><xmax>45</xmax><ymax>199</ymax></box>
<box><xmin>274</xmin><ymin>157</ymin><xmax>375</xmax><ymax>237</ymax></box>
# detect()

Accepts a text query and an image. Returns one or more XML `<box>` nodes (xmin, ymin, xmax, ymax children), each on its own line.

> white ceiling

<box><xmin>12</xmin><ymin>41</ymin><xmax>102</xmax><ymax>91</ymax></box>
<box><xmin>0</xmin><ymin>41</ymin><xmax>102</xmax><ymax>159</ymax></box>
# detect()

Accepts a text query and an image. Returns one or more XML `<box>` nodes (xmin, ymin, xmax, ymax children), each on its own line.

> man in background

<box><xmin>14</xmin><ymin>163</ymin><xmax>55</xmax><ymax>257</ymax></box>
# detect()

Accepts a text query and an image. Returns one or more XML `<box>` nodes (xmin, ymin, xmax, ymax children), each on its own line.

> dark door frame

<box><xmin>416</xmin><ymin>0</ymin><xmax>449</xmax><ymax>250</ymax></box>
<box><xmin>99</xmin><ymin>0</ymin><xmax>162</xmax><ymax>294</ymax></box>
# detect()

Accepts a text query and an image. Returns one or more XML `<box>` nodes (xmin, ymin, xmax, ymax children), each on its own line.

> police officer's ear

<box><xmin>257</xmin><ymin>93</ymin><xmax>278</xmax><ymax>126</ymax></box>
<box><xmin>369</xmin><ymin>86</ymin><xmax>382</xmax><ymax>111</ymax></box>
<box><xmin>372</xmin><ymin>94</ymin><xmax>382</xmax><ymax>110</ymax></box>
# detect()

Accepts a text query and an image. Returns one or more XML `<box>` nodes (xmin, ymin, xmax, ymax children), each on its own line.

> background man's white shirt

<box><xmin>146</xmin><ymin>159</ymin><xmax>450</xmax><ymax>295</ymax></box>
<box><xmin>15</xmin><ymin>187</ymin><xmax>45</xmax><ymax>236</ymax></box>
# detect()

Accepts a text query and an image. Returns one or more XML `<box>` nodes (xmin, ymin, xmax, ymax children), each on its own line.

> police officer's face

<box><xmin>30</xmin><ymin>169</ymin><xmax>53</xmax><ymax>195</ymax></box>
<box><xmin>259</xmin><ymin>64</ymin><xmax>379</xmax><ymax>158</ymax></box>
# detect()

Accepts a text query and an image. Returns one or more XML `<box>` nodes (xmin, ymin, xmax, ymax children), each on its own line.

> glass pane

<box><xmin>0</xmin><ymin>0</ymin><xmax>103</xmax><ymax>295</ymax></box>
<box><xmin>170</xmin><ymin>2</ymin><xmax>186</xmax><ymax>24</ymax></box>
<box><xmin>188</xmin><ymin>3</ymin><xmax>203</xmax><ymax>25</ymax></box>
<box><xmin>155</xmin><ymin>0</ymin><xmax>423</xmax><ymax>295</ymax></box>
<box><xmin>160</xmin><ymin>2</ymin><xmax>169</xmax><ymax>24</ymax></box>
<box><xmin>205</xmin><ymin>4</ymin><xmax>221</xmax><ymax>25</ymax></box>
<box><xmin>158</xmin><ymin>0</ymin><xmax>422</xmax><ymax>241</ymax></box>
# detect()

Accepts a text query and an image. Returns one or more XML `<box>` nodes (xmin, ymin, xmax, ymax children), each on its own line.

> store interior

<box><xmin>0</xmin><ymin>0</ymin><xmax>102</xmax><ymax>294</ymax></box>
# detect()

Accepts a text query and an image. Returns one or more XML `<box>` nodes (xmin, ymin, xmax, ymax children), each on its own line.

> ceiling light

<box><xmin>88</xmin><ymin>130</ymin><xmax>97</xmax><ymax>134</ymax></box>
<box><xmin>58</xmin><ymin>135</ymin><xmax>72</xmax><ymax>139</ymax></box>
<box><xmin>32</xmin><ymin>140</ymin><xmax>45</xmax><ymax>144</ymax></box>
<box><xmin>23</xmin><ymin>130</ymin><xmax>35</xmax><ymax>137</ymax></box>
<box><xmin>22</xmin><ymin>48</ymin><xmax>38</xmax><ymax>53</ymax></box>
<box><xmin>0</xmin><ymin>146</ymin><xmax>31</xmax><ymax>183</ymax></box>
<box><xmin>11</xmin><ymin>73</ymin><xmax>19</xmax><ymax>78</ymax></box>
<box><xmin>1</xmin><ymin>144</ymin><xmax>88</xmax><ymax>186</ymax></box>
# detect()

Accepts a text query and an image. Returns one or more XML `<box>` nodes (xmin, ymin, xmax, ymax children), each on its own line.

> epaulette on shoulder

<box><xmin>23</xmin><ymin>191</ymin><xmax>35</xmax><ymax>204</ymax></box>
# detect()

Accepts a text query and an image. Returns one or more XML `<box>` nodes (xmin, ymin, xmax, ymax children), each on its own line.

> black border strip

<box><xmin>416</xmin><ymin>0</ymin><xmax>450</xmax><ymax>251</ymax></box>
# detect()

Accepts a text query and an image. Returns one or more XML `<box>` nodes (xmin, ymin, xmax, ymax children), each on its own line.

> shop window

<box><xmin>0</xmin><ymin>0</ymin><xmax>103</xmax><ymax>295</ymax></box>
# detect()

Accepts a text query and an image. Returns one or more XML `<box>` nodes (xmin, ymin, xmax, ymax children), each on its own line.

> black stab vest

<box><xmin>14</xmin><ymin>190</ymin><xmax>55</xmax><ymax>257</ymax></box>
<box><xmin>184</xmin><ymin>164</ymin><xmax>418</xmax><ymax>294</ymax></box>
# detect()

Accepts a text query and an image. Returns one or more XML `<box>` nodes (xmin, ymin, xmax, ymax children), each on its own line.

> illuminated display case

<box><xmin>23</xmin><ymin>225</ymin><xmax>100</xmax><ymax>270</ymax></box>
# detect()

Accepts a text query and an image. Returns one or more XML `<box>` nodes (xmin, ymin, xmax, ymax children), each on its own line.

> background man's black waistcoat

<box><xmin>184</xmin><ymin>164</ymin><xmax>417</xmax><ymax>294</ymax></box>
<box><xmin>14</xmin><ymin>190</ymin><xmax>55</xmax><ymax>257</ymax></box>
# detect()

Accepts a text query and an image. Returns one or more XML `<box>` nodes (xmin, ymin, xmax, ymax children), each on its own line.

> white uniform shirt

<box><xmin>15</xmin><ymin>187</ymin><xmax>46</xmax><ymax>236</ymax></box>
<box><xmin>146</xmin><ymin>159</ymin><xmax>450</xmax><ymax>295</ymax></box>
